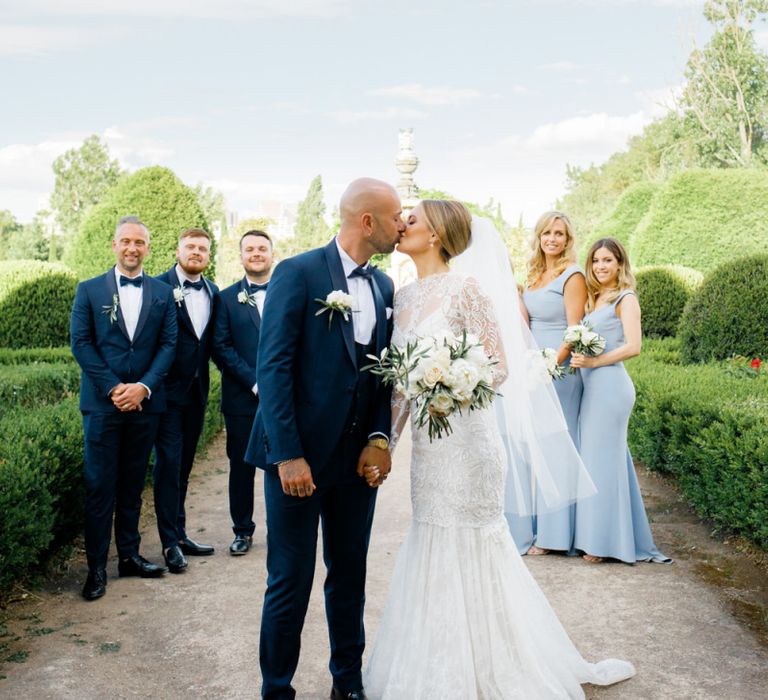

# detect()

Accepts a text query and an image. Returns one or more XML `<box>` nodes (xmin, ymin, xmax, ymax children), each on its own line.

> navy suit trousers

<box><xmin>224</xmin><ymin>412</ymin><xmax>258</xmax><ymax>536</ymax></box>
<box><xmin>82</xmin><ymin>411</ymin><xmax>160</xmax><ymax>569</ymax></box>
<box><xmin>153</xmin><ymin>379</ymin><xmax>207</xmax><ymax>547</ymax></box>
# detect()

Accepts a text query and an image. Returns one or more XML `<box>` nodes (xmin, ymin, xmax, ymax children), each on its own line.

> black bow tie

<box><xmin>120</xmin><ymin>275</ymin><xmax>143</xmax><ymax>288</ymax></box>
<box><xmin>248</xmin><ymin>282</ymin><xmax>268</xmax><ymax>293</ymax></box>
<box><xmin>349</xmin><ymin>265</ymin><xmax>374</xmax><ymax>281</ymax></box>
<box><xmin>183</xmin><ymin>279</ymin><xmax>204</xmax><ymax>291</ymax></box>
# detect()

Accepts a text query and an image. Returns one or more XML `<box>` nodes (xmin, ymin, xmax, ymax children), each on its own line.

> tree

<box><xmin>194</xmin><ymin>184</ymin><xmax>228</xmax><ymax>238</ymax></box>
<box><xmin>0</xmin><ymin>210</ymin><xmax>21</xmax><ymax>258</ymax></box>
<box><xmin>216</xmin><ymin>216</ymin><xmax>275</xmax><ymax>286</ymax></box>
<box><xmin>292</xmin><ymin>175</ymin><xmax>330</xmax><ymax>252</ymax></box>
<box><xmin>7</xmin><ymin>211</ymin><xmax>52</xmax><ymax>261</ymax></box>
<box><xmin>51</xmin><ymin>135</ymin><xmax>123</xmax><ymax>244</ymax></box>
<box><xmin>680</xmin><ymin>0</ymin><xmax>768</xmax><ymax>167</ymax></box>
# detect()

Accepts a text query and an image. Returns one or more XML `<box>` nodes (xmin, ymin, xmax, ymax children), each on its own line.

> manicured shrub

<box><xmin>0</xmin><ymin>399</ymin><xmax>84</xmax><ymax>591</ymax></box>
<box><xmin>198</xmin><ymin>367</ymin><xmax>224</xmax><ymax>455</ymax></box>
<box><xmin>65</xmin><ymin>166</ymin><xmax>212</xmax><ymax>280</ymax></box>
<box><xmin>631</xmin><ymin>169</ymin><xmax>768</xmax><ymax>274</ymax></box>
<box><xmin>0</xmin><ymin>346</ymin><xmax>74</xmax><ymax>365</ymax></box>
<box><xmin>579</xmin><ymin>181</ymin><xmax>659</xmax><ymax>263</ymax></box>
<box><xmin>627</xmin><ymin>342</ymin><xmax>768</xmax><ymax>548</ymax></box>
<box><xmin>0</xmin><ymin>363</ymin><xmax>81</xmax><ymax>417</ymax></box>
<box><xmin>635</xmin><ymin>265</ymin><xmax>703</xmax><ymax>338</ymax></box>
<box><xmin>679</xmin><ymin>254</ymin><xmax>768</xmax><ymax>363</ymax></box>
<box><xmin>0</xmin><ymin>261</ymin><xmax>78</xmax><ymax>349</ymax></box>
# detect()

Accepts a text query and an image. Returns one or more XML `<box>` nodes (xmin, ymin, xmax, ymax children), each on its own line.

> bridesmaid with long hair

<box><xmin>511</xmin><ymin>211</ymin><xmax>587</xmax><ymax>555</ymax></box>
<box><xmin>570</xmin><ymin>238</ymin><xmax>670</xmax><ymax>563</ymax></box>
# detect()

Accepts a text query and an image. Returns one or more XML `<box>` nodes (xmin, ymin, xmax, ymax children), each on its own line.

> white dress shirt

<box><xmin>175</xmin><ymin>264</ymin><xmax>211</xmax><ymax>339</ymax></box>
<box><xmin>115</xmin><ymin>267</ymin><xmax>143</xmax><ymax>341</ymax></box>
<box><xmin>335</xmin><ymin>238</ymin><xmax>376</xmax><ymax>345</ymax></box>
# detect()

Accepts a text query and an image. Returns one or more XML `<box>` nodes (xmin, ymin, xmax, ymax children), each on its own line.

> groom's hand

<box><xmin>357</xmin><ymin>445</ymin><xmax>392</xmax><ymax>488</ymax></box>
<box><xmin>278</xmin><ymin>458</ymin><xmax>316</xmax><ymax>498</ymax></box>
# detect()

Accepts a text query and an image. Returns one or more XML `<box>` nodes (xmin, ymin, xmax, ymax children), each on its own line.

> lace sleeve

<box><xmin>460</xmin><ymin>277</ymin><xmax>508</xmax><ymax>387</ymax></box>
<box><xmin>389</xmin><ymin>389</ymin><xmax>410</xmax><ymax>453</ymax></box>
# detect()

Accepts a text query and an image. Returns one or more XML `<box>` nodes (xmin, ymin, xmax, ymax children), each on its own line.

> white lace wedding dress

<box><xmin>364</xmin><ymin>272</ymin><xmax>635</xmax><ymax>700</ymax></box>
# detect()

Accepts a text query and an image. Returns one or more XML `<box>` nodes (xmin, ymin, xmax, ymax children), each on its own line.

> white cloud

<box><xmin>325</xmin><ymin>107</ymin><xmax>428</xmax><ymax>125</ymax></box>
<box><xmin>0</xmin><ymin>24</ymin><xmax>109</xmax><ymax>56</ymax></box>
<box><xmin>538</xmin><ymin>61</ymin><xmax>580</xmax><ymax>72</ymax></box>
<box><xmin>369</xmin><ymin>83</ymin><xmax>502</xmax><ymax>106</ymax></box>
<box><xmin>524</xmin><ymin>111</ymin><xmax>648</xmax><ymax>151</ymax></box>
<box><xmin>0</xmin><ymin>0</ymin><xmax>352</xmax><ymax>20</ymax></box>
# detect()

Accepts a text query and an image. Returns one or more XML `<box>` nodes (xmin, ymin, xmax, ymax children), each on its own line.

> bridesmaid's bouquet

<box><xmin>527</xmin><ymin>348</ymin><xmax>565</xmax><ymax>384</ymax></box>
<box><xmin>563</xmin><ymin>321</ymin><xmax>606</xmax><ymax>373</ymax></box>
<box><xmin>363</xmin><ymin>330</ymin><xmax>499</xmax><ymax>441</ymax></box>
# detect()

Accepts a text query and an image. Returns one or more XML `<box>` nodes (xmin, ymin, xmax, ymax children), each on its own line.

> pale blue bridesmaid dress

<box><xmin>574</xmin><ymin>290</ymin><xmax>671</xmax><ymax>563</ymax></box>
<box><xmin>506</xmin><ymin>264</ymin><xmax>584</xmax><ymax>554</ymax></box>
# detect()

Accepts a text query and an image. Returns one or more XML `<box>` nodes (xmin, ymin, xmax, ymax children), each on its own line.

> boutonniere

<box><xmin>237</xmin><ymin>290</ymin><xmax>258</xmax><ymax>307</ymax></box>
<box><xmin>173</xmin><ymin>285</ymin><xmax>186</xmax><ymax>307</ymax></box>
<box><xmin>101</xmin><ymin>293</ymin><xmax>119</xmax><ymax>324</ymax></box>
<box><xmin>315</xmin><ymin>290</ymin><xmax>355</xmax><ymax>329</ymax></box>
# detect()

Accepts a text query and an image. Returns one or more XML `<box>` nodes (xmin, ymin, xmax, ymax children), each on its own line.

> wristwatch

<box><xmin>367</xmin><ymin>438</ymin><xmax>389</xmax><ymax>451</ymax></box>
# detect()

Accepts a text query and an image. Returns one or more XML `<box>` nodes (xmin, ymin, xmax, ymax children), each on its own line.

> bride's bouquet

<box><xmin>364</xmin><ymin>330</ymin><xmax>499</xmax><ymax>441</ymax></box>
<box><xmin>563</xmin><ymin>321</ymin><xmax>606</xmax><ymax>373</ymax></box>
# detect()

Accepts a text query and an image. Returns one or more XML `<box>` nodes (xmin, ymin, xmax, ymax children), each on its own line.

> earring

<box><xmin>430</xmin><ymin>240</ymin><xmax>435</xmax><ymax>247</ymax></box>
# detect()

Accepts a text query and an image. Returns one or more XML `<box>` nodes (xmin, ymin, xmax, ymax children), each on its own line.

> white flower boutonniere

<box><xmin>101</xmin><ymin>293</ymin><xmax>119</xmax><ymax>324</ymax></box>
<box><xmin>238</xmin><ymin>290</ymin><xmax>258</xmax><ymax>307</ymax></box>
<box><xmin>173</xmin><ymin>285</ymin><xmax>186</xmax><ymax>306</ymax></box>
<box><xmin>315</xmin><ymin>290</ymin><xmax>355</xmax><ymax>329</ymax></box>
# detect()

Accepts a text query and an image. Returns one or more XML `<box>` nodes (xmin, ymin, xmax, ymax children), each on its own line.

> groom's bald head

<box><xmin>338</xmin><ymin>178</ymin><xmax>405</xmax><ymax>259</ymax></box>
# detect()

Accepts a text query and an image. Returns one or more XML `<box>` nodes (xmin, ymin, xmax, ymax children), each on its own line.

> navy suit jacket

<box><xmin>245</xmin><ymin>240</ymin><xmax>394</xmax><ymax>475</ymax></box>
<box><xmin>211</xmin><ymin>277</ymin><xmax>262</xmax><ymax>416</ymax></box>
<box><xmin>155</xmin><ymin>267</ymin><xmax>218</xmax><ymax>406</ymax></box>
<box><xmin>70</xmin><ymin>267</ymin><xmax>178</xmax><ymax>414</ymax></box>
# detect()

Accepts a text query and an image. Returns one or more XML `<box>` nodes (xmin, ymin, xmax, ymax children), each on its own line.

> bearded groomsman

<box><xmin>71</xmin><ymin>215</ymin><xmax>177</xmax><ymax>601</ymax></box>
<box><xmin>153</xmin><ymin>227</ymin><xmax>219</xmax><ymax>572</ymax></box>
<box><xmin>212</xmin><ymin>230</ymin><xmax>274</xmax><ymax>555</ymax></box>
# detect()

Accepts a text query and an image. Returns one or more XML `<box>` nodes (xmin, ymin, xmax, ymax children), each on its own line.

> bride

<box><xmin>362</xmin><ymin>200</ymin><xmax>636</xmax><ymax>699</ymax></box>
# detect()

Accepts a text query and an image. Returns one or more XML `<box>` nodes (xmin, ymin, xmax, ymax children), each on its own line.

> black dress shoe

<box><xmin>229</xmin><ymin>535</ymin><xmax>253</xmax><ymax>556</ymax></box>
<box><xmin>179</xmin><ymin>536</ymin><xmax>215</xmax><ymax>556</ymax></box>
<box><xmin>330</xmin><ymin>688</ymin><xmax>368</xmax><ymax>700</ymax></box>
<box><xmin>163</xmin><ymin>545</ymin><xmax>188</xmax><ymax>573</ymax></box>
<box><xmin>117</xmin><ymin>553</ymin><xmax>167</xmax><ymax>578</ymax></box>
<box><xmin>82</xmin><ymin>569</ymin><xmax>107</xmax><ymax>600</ymax></box>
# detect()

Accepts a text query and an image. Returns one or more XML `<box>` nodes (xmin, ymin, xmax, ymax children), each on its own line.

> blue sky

<box><xmin>0</xmin><ymin>0</ymin><xmax>725</xmax><ymax>226</ymax></box>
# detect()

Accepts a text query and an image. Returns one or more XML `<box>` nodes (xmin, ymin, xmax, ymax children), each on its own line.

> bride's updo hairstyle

<box><xmin>420</xmin><ymin>200</ymin><xmax>473</xmax><ymax>263</ymax></box>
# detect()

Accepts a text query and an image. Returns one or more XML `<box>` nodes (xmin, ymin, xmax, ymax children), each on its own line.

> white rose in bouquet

<box><xmin>447</xmin><ymin>358</ymin><xmax>481</xmax><ymax>401</ymax></box>
<box><xmin>429</xmin><ymin>392</ymin><xmax>454</xmax><ymax>415</ymax></box>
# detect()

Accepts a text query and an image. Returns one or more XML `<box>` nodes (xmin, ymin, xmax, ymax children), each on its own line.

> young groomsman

<box><xmin>153</xmin><ymin>228</ymin><xmax>219</xmax><ymax>572</ymax></box>
<box><xmin>212</xmin><ymin>230</ymin><xmax>274</xmax><ymax>555</ymax></box>
<box><xmin>71</xmin><ymin>215</ymin><xmax>177</xmax><ymax>600</ymax></box>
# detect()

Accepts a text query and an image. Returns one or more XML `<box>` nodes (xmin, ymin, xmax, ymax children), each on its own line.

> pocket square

<box><xmin>386</xmin><ymin>307</ymin><xmax>393</xmax><ymax>320</ymax></box>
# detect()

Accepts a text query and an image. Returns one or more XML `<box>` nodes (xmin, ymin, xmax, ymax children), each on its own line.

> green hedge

<box><xmin>0</xmin><ymin>363</ymin><xmax>81</xmax><ymax>417</ymax></box>
<box><xmin>0</xmin><ymin>346</ymin><xmax>74</xmax><ymax>365</ymax></box>
<box><xmin>66</xmin><ymin>166</ymin><xmax>211</xmax><ymax>280</ymax></box>
<box><xmin>679</xmin><ymin>254</ymin><xmax>768</xmax><ymax>363</ymax></box>
<box><xmin>0</xmin><ymin>261</ymin><xmax>78</xmax><ymax>349</ymax></box>
<box><xmin>579</xmin><ymin>181</ymin><xmax>659</xmax><ymax>263</ymax></box>
<box><xmin>635</xmin><ymin>265</ymin><xmax>703</xmax><ymax>338</ymax></box>
<box><xmin>631</xmin><ymin>169</ymin><xmax>768</xmax><ymax>274</ymax></box>
<box><xmin>627</xmin><ymin>340</ymin><xmax>768</xmax><ymax>549</ymax></box>
<box><xmin>0</xmin><ymin>364</ymin><xmax>224</xmax><ymax>592</ymax></box>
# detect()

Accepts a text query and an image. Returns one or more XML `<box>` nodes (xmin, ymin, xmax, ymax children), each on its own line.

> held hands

<box><xmin>569</xmin><ymin>352</ymin><xmax>598</xmax><ymax>369</ymax></box>
<box><xmin>111</xmin><ymin>383</ymin><xmax>148</xmax><ymax>411</ymax></box>
<box><xmin>278</xmin><ymin>458</ymin><xmax>316</xmax><ymax>498</ymax></box>
<box><xmin>357</xmin><ymin>444</ymin><xmax>392</xmax><ymax>488</ymax></box>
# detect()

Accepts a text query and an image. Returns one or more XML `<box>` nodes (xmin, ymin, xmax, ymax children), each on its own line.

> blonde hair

<box><xmin>420</xmin><ymin>200</ymin><xmax>473</xmax><ymax>263</ymax></box>
<box><xmin>585</xmin><ymin>237</ymin><xmax>636</xmax><ymax>311</ymax></box>
<box><xmin>526</xmin><ymin>211</ymin><xmax>576</xmax><ymax>286</ymax></box>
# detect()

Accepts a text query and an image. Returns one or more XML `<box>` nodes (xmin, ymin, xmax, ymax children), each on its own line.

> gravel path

<box><xmin>1</xmin><ymin>428</ymin><xmax>766</xmax><ymax>699</ymax></box>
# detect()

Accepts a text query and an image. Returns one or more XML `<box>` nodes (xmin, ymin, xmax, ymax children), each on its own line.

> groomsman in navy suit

<box><xmin>245</xmin><ymin>179</ymin><xmax>405</xmax><ymax>700</ymax></box>
<box><xmin>70</xmin><ymin>215</ymin><xmax>177</xmax><ymax>601</ymax></box>
<box><xmin>153</xmin><ymin>227</ymin><xmax>219</xmax><ymax>572</ymax></box>
<box><xmin>212</xmin><ymin>230</ymin><xmax>274</xmax><ymax>556</ymax></box>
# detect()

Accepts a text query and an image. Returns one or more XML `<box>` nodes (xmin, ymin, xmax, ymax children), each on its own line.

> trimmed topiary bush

<box><xmin>679</xmin><ymin>254</ymin><xmax>768</xmax><ymax>363</ymax></box>
<box><xmin>0</xmin><ymin>261</ymin><xmax>78</xmax><ymax>349</ymax></box>
<box><xmin>65</xmin><ymin>166</ymin><xmax>212</xmax><ymax>280</ymax></box>
<box><xmin>635</xmin><ymin>265</ymin><xmax>703</xmax><ymax>338</ymax></box>
<box><xmin>627</xmin><ymin>342</ymin><xmax>768</xmax><ymax>549</ymax></box>
<box><xmin>579</xmin><ymin>181</ymin><xmax>659</xmax><ymax>263</ymax></box>
<box><xmin>0</xmin><ymin>363</ymin><xmax>81</xmax><ymax>417</ymax></box>
<box><xmin>0</xmin><ymin>346</ymin><xmax>73</xmax><ymax>365</ymax></box>
<box><xmin>632</xmin><ymin>169</ymin><xmax>768</xmax><ymax>274</ymax></box>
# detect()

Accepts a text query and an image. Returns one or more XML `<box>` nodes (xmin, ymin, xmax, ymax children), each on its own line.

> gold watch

<box><xmin>367</xmin><ymin>438</ymin><xmax>389</xmax><ymax>451</ymax></box>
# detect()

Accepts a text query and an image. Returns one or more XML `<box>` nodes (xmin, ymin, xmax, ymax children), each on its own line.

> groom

<box><xmin>245</xmin><ymin>178</ymin><xmax>405</xmax><ymax>700</ymax></box>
